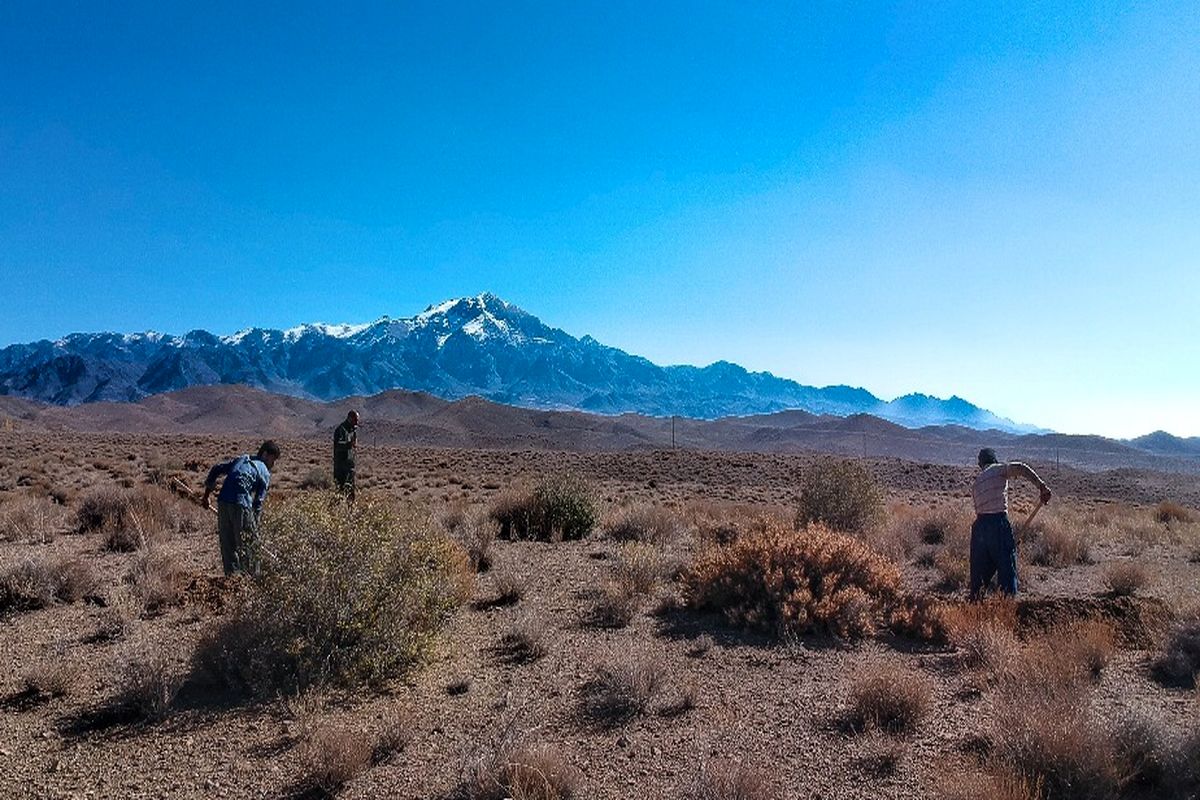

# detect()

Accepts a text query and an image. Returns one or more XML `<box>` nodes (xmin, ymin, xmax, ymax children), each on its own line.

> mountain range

<box><xmin>0</xmin><ymin>293</ymin><xmax>1039</xmax><ymax>433</ymax></box>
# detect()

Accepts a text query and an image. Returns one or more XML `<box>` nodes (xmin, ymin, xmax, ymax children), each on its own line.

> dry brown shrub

<box><xmin>1153</xmin><ymin>613</ymin><xmax>1200</xmax><ymax>688</ymax></box>
<box><xmin>1</xmin><ymin>556</ymin><xmax>100</xmax><ymax>612</ymax></box>
<box><xmin>889</xmin><ymin>595</ymin><xmax>948</xmax><ymax>643</ymax></box>
<box><xmin>455</xmin><ymin>509</ymin><xmax>498</xmax><ymax>573</ymax></box>
<box><xmin>0</xmin><ymin>496</ymin><xmax>71</xmax><ymax>543</ymax></box>
<box><xmin>578</xmin><ymin>655</ymin><xmax>664</xmax><ymax>726</ymax></box>
<box><xmin>116</xmin><ymin>641</ymin><xmax>180</xmax><ymax>720</ymax></box>
<box><xmin>614</xmin><ymin>542</ymin><xmax>666</xmax><ymax>595</ymax></box>
<box><xmin>683</xmin><ymin>520</ymin><xmax>902</xmax><ymax>640</ymax></box>
<box><xmin>604</xmin><ymin>503</ymin><xmax>682</xmax><ymax>544</ymax></box>
<box><xmin>22</xmin><ymin>654</ymin><xmax>84</xmax><ymax>699</ymax></box>
<box><xmin>463</xmin><ymin>731</ymin><xmax>579</xmax><ymax>800</ymax></box>
<box><xmin>589</xmin><ymin>581</ymin><xmax>640</xmax><ymax>629</ymax></box>
<box><xmin>689</xmin><ymin>758</ymin><xmax>774</xmax><ymax>800</ymax></box>
<box><xmin>937</xmin><ymin>768</ymin><xmax>1043</xmax><ymax>800</ymax></box>
<box><xmin>1155</xmin><ymin>501</ymin><xmax>1194</xmax><ymax>524</ymax></box>
<box><xmin>297</xmin><ymin>722</ymin><xmax>373</xmax><ymax>796</ymax></box>
<box><xmin>1057</xmin><ymin>620</ymin><xmax>1116</xmax><ymax>679</ymax></box>
<box><xmin>933</xmin><ymin>550</ymin><xmax>970</xmax><ymax>592</ymax></box>
<box><xmin>1027</xmin><ymin>517</ymin><xmax>1090</xmax><ymax>567</ymax></box>
<box><xmin>495</xmin><ymin>618</ymin><xmax>548</xmax><ymax>664</ymax></box>
<box><xmin>845</xmin><ymin>662</ymin><xmax>932</xmax><ymax>735</ymax></box>
<box><xmin>128</xmin><ymin>550</ymin><xmax>189</xmax><ymax>614</ymax></box>
<box><xmin>1103</xmin><ymin>561</ymin><xmax>1150</xmax><ymax>596</ymax></box>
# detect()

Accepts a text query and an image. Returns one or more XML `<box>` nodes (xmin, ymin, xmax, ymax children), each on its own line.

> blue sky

<box><xmin>1</xmin><ymin>2</ymin><xmax>1196</xmax><ymax>438</ymax></box>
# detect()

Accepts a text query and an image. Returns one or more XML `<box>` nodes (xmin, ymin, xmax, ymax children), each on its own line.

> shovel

<box><xmin>1015</xmin><ymin>498</ymin><xmax>1045</xmax><ymax>539</ymax></box>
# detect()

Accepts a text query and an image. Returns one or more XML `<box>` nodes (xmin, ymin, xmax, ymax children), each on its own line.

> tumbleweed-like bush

<box><xmin>683</xmin><ymin>520</ymin><xmax>902</xmax><ymax>639</ymax></box>
<box><xmin>195</xmin><ymin>492</ymin><xmax>473</xmax><ymax>696</ymax></box>
<box><xmin>795</xmin><ymin>458</ymin><xmax>884</xmax><ymax>535</ymax></box>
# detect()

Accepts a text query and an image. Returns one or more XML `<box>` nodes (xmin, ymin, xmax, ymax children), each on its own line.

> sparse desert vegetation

<box><xmin>2</xmin><ymin>431</ymin><xmax>1199</xmax><ymax>797</ymax></box>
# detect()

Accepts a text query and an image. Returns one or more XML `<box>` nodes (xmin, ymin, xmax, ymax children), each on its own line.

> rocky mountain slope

<box><xmin>1</xmin><ymin>293</ymin><xmax>1034</xmax><ymax>432</ymax></box>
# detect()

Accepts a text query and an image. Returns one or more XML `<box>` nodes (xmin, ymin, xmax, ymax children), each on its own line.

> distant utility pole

<box><xmin>671</xmin><ymin>415</ymin><xmax>676</xmax><ymax>450</ymax></box>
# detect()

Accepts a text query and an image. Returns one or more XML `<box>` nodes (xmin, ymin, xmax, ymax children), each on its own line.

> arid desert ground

<box><xmin>2</xmin><ymin>431</ymin><xmax>1199</xmax><ymax>799</ymax></box>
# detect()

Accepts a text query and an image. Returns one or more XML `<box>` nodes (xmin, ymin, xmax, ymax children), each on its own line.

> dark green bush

<box><xmin>490</xmin><ymin>475</ymin><xmax>597</xmax><ymax>541</ymax></box>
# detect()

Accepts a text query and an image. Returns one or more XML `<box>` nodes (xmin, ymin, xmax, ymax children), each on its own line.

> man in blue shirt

<box><xmin>202</xmin><ymin>440</ymin><xmax>281</xmax><ymax>575</ymax></box>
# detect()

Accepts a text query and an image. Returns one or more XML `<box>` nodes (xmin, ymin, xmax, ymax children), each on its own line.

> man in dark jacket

<box><xmin>203</xmin><ymin>440</ymin><xmax>281</xmax><ymax>575</ymax></box>
<box><xmin>333</xmin><ymin>410</ymin><xmax>359</xmax><ymax>500</ymax></box>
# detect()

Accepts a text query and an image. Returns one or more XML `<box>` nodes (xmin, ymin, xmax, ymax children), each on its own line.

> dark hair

<box><xmin>257</xmin><ymin>440</ymin><xmax>282</xmax><ymax>460</ymax></box>
<box><xmin>977</xmin><ymin>447</ymin><xmax>998</xmax><ymax>468</ymax></box>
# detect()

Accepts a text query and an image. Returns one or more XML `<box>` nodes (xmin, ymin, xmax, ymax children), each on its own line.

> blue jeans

<box><xmin>969</xmin><ymin>513</ymin><xmax>1017</xmax><ymax>599</ymax></box>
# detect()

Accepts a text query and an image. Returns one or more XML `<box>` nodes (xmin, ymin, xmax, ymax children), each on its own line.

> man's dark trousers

<box><xmin>969</xmin><ymin>512</ymin><xmax>1018</xmax><ymax>599</ymax></box>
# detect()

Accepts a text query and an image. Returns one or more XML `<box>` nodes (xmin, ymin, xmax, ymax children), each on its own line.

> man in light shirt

<box><xmin>970</xmin><ymin>447</ymin><xmax>1052</xmax><ymax>600</ymax></box>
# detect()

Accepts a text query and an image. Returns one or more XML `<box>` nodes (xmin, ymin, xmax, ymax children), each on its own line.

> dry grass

<box><xmin>1058</xmin><ymin>620</ymin><xmax>1117</xmax><ymax>679</ymax></box>
<box><xmin>684</xmin><ymin>520</ymin><xmax>902</xmax><ymax>639</ymax></box>
<box><xmin>116</xmin><ymin>641</ymin><xmax>180</xmax><ymax>720</ymax></box>
<box><xmin>941</xmin><ymin>598</ymin><xmax>1020</xmax><ymax>679</ymax></box>
<box><xmin>603</xmin><ymin>503</ymin><xmax>682</xmax><ymax>544</ymax></box>
<box><xmin>489</xmin><ymin>568</ymin><xmax>526</xmax><ymax>606</ymax></box>
<box><xmin>457</xmin><ymin>509</ymin><xmax>498</xmax><ymax>573</ymax></box>
<box><xmin>463</xmin><ymin>734</ymin><xmax>580</xmax><ymax>800</ymax></box>
<box><xmin>613</xmin><ymin>542</ymin><xmax>667</xmax><ymax>595</ymax></box>
<box><xmin>296</xmin><ymin>722</ymin><xmax>373</xmax><ymax>796</ymax></box>
<box><xmin>0</xmin><ymin>496</ymin><xmax>71</xmax><ymax>543</ymax></box>
<box><xmin>1155</xmin><ymin>500</ymin><xmax>1194</xmax><ymax>524</ymax></box>
<box><xmin>490</xmin><ymin>475</ymin><xmax>597</xmax><ymax>541</ymax></box>
<box><xmin>1103</xmin><ymin>561</ymin><xmax>1150</xmax><ymax>596</ymax></box>
<box><xmin>0</xmin><ymin>556</ymin><xmax>100</xmax><ymax>612</ymax></box>
<box><xmin>932</xmin><ymin>549</ymin><xmax>969</xmax><ymax>592</ymax></box>
<box><xmin>495</xmin><ymin>618</ymin><xmax>548</xmax><ymax>664</ymax></box>
<box><xmin>845</xmin><ymin>662</ymin><xmax>932</xmax><ymax>735</ymax></box>
<box><xmin>77</xmin><ymin>485</ymin><xmax>189</xmax><ymax>551</ymax></box>
<box><xmin>1027</xmin><ymin>517</ymin><xmax>1091</xmax><ymax>567</ymax></box>
<box><xmin>1153</xmin><ymin>613</ymin><xmax>1200</xmax><ymax>688</ymax></box>
<box><xmin>128</xmin><ymin>550</ymin><xmax>189</xmax><ymax>615</ymax></box>
<box><xmin>689</xmin><ymin>758</ymin><xmax>774</xmax><ymax>800</ymax></box>
<box><xmin>588</xmin><ymin>581</ymin><xmax>640</xmax><ymax>629</ymax></box>
<box><xmin>578</xmin><ymin>655</ymin><xmax>665</xmax><ymax>726</ymax></box>
<box><xmin>22</xmin><ymin>653</ymin><xmax>84</xmax><ymax>699</ymax></box>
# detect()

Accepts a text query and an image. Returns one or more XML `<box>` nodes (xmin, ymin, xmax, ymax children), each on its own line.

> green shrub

<box><xmin>195</xmin><ymin>493</ymin><xmax>473</xmax><ymax>696</ymax></box>
<box><xmin>795</xmin><ymin>459</ymin><xmax>884</xmax><ymax>534</ymax></box>
<box><xmin>490</xmin><ymin>475</ymin><xmax>597</xmax><ymax>541</ymax></box>
<box><xmin>683</xmin><ymin>520</ymin><xmax>902</xmax><ymax>639</ymax></box>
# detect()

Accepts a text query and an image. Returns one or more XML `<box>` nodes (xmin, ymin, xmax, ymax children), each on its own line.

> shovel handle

<box><xmin>1016</xmin><ymin>498</ymin><xmax>1045</xmax><ymax>538</ymax></box>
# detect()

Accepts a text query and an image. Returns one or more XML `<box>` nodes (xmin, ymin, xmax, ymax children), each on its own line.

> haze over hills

<box><xmin>1</xmin><ymin>384</ymin><xmax>1197</xmax><ymax>476</ymax></box>
<box><xmin>0</xmin><ymin>293</ymin><xmax>1039</xmax><ymax>433</ymax></box>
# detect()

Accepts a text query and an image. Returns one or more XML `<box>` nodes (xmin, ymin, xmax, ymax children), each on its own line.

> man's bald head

<box><xmin>347</xmin><ymin>410</ymin><xmax>360</xmax><ymax>426</ymax></box>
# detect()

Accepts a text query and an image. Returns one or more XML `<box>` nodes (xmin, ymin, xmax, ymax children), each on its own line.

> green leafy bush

<box><xmin>491</xmin><ymin>475</ymin><xmax>597</xmax><ymax>541</ymax></box>
<box><xmin>195</xmin><ymin>493</ymin><xmax>472</xmax><ymax>696</ymax></box>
